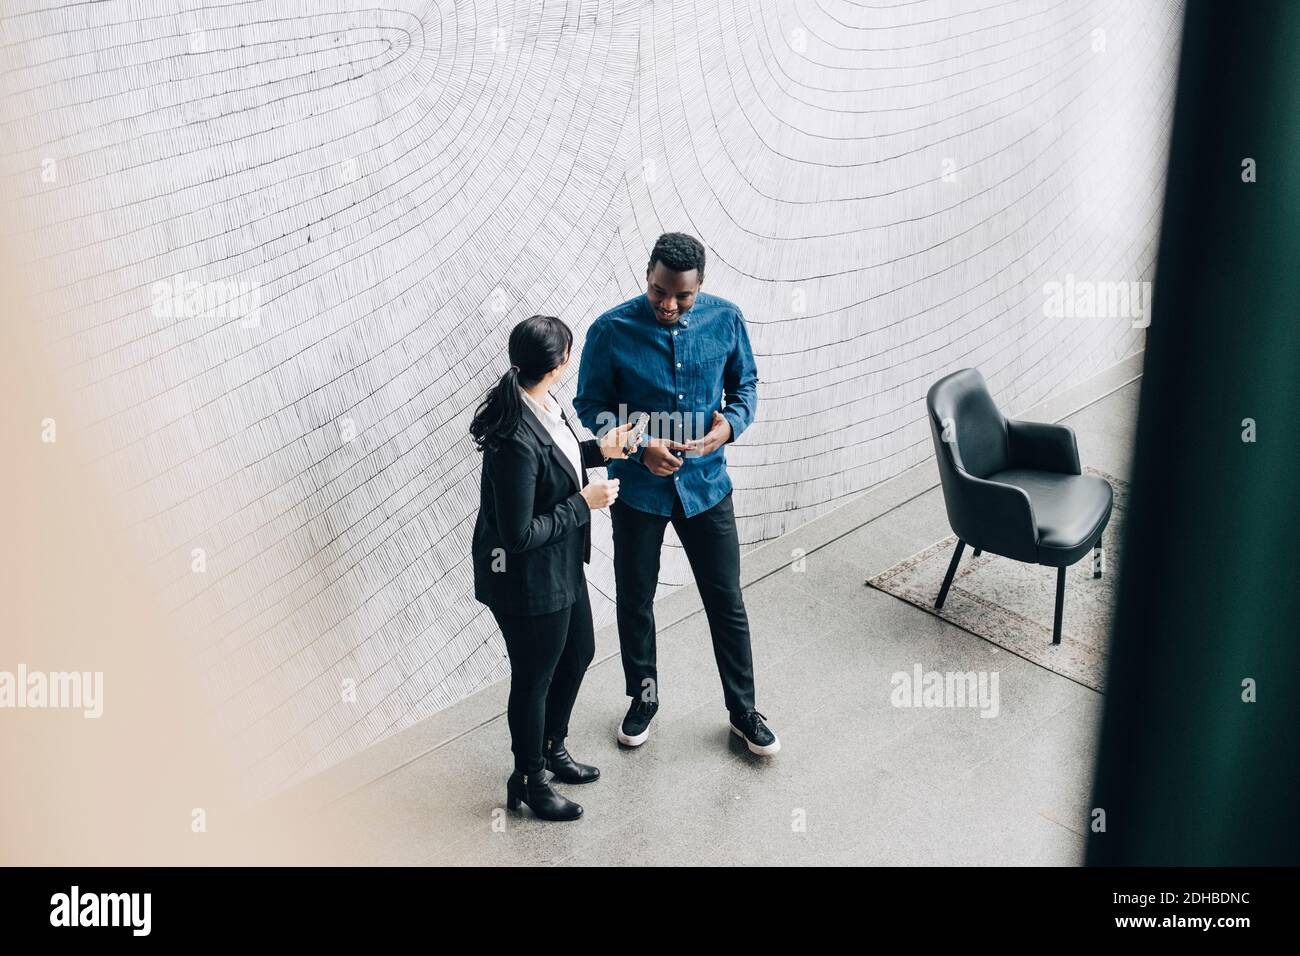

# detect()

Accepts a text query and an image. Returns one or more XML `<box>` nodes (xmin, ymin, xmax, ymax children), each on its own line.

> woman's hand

<box><xmin>581</xmin><ymin>477</ymin><xmax>620</xmax><ymax>510</ymax></box>
<box><xmin>598</xmin><ymin>421</ymin><xmax>638</xmax><ymax>460</ymax></box>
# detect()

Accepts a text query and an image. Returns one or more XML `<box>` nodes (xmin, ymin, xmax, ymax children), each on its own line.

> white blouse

<box><xmin>519</xmin><ymin>388</ymin><xmax>584</xmax><ymax>488</ymax></box>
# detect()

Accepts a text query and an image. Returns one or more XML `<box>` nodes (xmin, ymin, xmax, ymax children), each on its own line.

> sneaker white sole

<box><xmin>617</xmin><ymin>724</ymin><xmax>651</xmax><ymax>747</ymax></box>
<box><xmin>730</xmin><ymin>722</ymin><xmax>780</xmax><ymax>756</ymax></box>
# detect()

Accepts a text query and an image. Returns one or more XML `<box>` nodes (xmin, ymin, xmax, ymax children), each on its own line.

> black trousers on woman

<box><xmin>490</xmin><ymin>586</ymin><xmax>596</xmax><ymax>774</ymax></box>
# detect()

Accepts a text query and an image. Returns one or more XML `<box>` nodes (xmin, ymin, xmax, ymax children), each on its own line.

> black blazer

<box><xmin>472</xmin><ymin>401</ymin><xmax>607</xmax><ymax>616</ymax></box>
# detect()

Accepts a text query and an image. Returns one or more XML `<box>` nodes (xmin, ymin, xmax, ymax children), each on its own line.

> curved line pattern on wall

<box><xmin>0</xmin><ymin>0</ymin><xmax>1180</xmax><ymax>798</ymax></box>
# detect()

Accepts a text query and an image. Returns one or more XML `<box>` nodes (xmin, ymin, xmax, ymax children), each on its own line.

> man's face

<box><xmin>646</xmin><ymin>262</ymin><xmax>701</xmax><ymax>325</ymax></box>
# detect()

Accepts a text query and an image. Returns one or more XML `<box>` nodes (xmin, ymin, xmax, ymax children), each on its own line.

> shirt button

<box><xmin>676</xmin><ymin>362</ymin><xmax>682</xmax><ymax>368</ymax></box>
<box><xmin>677</xmin><ymin>394</ymin><xmax>684</xmax><ymax>400</ymax></box>
<box><xmin>674</xmin><ymin>476</ymin><xmax>679</xmax><ymax>482</ymax></box>
<box><xmin>671</xmin><ymin>330</ymin><xmax>678</xmax><ymax>337</ymax></box>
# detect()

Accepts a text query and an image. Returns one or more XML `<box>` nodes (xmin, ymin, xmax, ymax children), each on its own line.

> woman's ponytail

<box><xmin>469</xmin><ymin>316</ymin><xmax>572</xmax><ymax>452</ymax></box>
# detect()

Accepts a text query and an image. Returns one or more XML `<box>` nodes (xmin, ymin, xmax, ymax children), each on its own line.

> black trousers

<box><xmin>611</xmin><ymin>492</ymin><xmax>756</xmax><ymax>714</ymax></box>
<box><xmin>490</xmin><ymin>586</ymin><xmax>595</xmax><ymax>774</ymax></box>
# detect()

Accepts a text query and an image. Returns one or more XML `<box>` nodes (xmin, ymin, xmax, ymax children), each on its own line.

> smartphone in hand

<box><xmin>625</xmin><ymin>412</ymin><xmax>650</xmax><ymax>455</ymax></box>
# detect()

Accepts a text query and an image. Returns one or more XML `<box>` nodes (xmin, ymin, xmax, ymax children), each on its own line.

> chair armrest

<box><xmin>1007</xmin><ymin>419</ymin><xmax>1081</xmax><ymax>475</ymax></box>
<box><xmin>947</xmin><ymin>471</ymin><xmax>1040</xmax><ymax>564</ymax></box>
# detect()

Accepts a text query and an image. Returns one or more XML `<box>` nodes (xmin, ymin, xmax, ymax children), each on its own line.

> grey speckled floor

<box><xmin>281</xmin><ymin>365</ymin><xmax>1142</xmax><ymax>866</ymax></box>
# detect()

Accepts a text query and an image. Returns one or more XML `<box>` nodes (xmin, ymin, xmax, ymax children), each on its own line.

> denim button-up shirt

<box><xmin>574</xmin><ymin>292</ymin><xmax>759</xmax><ymax>518</ymax></box>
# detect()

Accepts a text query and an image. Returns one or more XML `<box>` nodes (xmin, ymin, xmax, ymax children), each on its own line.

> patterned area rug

<box><xmin>866</xmin><ymin>468</ymin><xmax>1127</xmax><ymax>692</ymax></box>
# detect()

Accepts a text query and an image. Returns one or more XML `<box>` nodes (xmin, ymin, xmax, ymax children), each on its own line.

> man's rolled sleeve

<box><xmin>721</xmin><ymin>308</ymin><xmax>759</xmax><ymax>443</ymax></box>
<box><xmin>574</xmin><ymin>320</ymin><xmax>617</xmax><ymax>438</ymax></box>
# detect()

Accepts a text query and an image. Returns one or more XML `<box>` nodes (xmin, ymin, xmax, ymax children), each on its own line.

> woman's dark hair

<box><xmin>469</xmin><ymin>314</ymin><xmax>573</xmax><ymax>451</ymax></box>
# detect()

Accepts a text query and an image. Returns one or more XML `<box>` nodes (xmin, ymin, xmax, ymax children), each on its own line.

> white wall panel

<box><xmin>0</xmin><ymin>0</ymin><xmax>1180</xmax><ymax>798</ymax></box>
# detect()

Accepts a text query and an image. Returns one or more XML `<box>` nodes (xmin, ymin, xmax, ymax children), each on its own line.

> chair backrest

<box><xmin>925</xmin><ymin>366</ymin><xmax>1045</xmax><ymax>561</ymax></box>
<box><xmin>925</xmin><ymin>368</ymin><xmax>1009</xmax><ymax>481</ymax></box>
<box><xmin>925</xmin><ymin>368</ymin><xmax>1012</xmax><ymax>549</ymax></box>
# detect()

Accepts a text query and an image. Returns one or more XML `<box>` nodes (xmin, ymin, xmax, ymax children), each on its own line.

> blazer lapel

<box><xmin>520</xmin><ymin>402</ymin><xmax>582</xmax><ymax>493</ymax></box>
<box><xmin>559</xmin><ymin>408</ymin><xmax>587</xmax><ymax>455</ymax></box>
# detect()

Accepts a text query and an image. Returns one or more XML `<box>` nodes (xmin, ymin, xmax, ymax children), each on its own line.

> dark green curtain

<box><xmin>1088</xmin><ymin>1</ymin><xmax>1300</xmax><ymax>865</ymax></box>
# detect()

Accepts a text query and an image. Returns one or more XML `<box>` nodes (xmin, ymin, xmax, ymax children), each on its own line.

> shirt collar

<box><xmin>518</xmin><ymin>387</ymin><xmax>561</xmax><ymax>427</ymax></box>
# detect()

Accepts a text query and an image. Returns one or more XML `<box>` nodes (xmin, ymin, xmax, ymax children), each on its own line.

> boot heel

<box><xmin>505</xmin><ymin>775</ymin><xmax>523</xmax><ymax>810</ymax></box>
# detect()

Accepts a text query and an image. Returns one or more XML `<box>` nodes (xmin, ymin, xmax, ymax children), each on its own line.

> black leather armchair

<box><xmin>925</xmin><ymin>368</ymin><xmax>1113</xmax><ymax>644</ymax></box>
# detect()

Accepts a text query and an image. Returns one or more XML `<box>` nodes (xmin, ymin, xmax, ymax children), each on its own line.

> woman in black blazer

<box><xmin>470</xmin><ymin>315</ymin><xmax>634</xmax><ymax>821</ymax></box>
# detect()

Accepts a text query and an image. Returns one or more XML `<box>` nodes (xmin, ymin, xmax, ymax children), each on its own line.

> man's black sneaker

<box><xmin>617</xmin><ymin>698</ymin><xmax>659</xmax><ymax>747</ymax></box>
<box><xmin>729</xmin><ymin>709</ymin><xmax>780</xmax><ymax>755</ymax></box>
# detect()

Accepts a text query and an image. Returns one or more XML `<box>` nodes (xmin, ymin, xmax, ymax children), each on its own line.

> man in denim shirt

<box><xmin>575</xmin><ymin>232</ymin><xmax>779</xmax><ymax>756</ymax></box>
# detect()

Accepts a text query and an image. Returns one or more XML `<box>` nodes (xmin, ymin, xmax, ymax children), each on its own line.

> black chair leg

<box><xmin>1092</xmin><ymin>540</ymin><xmax>1104</xmax><ymax>579</ymax></box>
<box><xmin>935</xmin><ymin>540</ymin><xmax>966</xmax><ymax>610</ymax></box>
<box><xmin>1052</xmin><ymin>565</ymin><xmax>1067</xmax><ymax>644</ymax></box>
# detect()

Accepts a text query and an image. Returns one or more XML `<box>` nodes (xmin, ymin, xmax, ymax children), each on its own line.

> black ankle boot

<box><xmin>505</xmin><ymin>769</ymin><xmax>583</xmax><ymax>821</ymax></box>
<box><xmin>544</xmin><ymin>736</ymin><xmax>601</xmax><ymax>784</ymax></box>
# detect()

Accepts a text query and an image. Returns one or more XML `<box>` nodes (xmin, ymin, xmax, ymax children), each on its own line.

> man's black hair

<box><xmin>647</xmin><ymin>232</ymin><xmax>705</xmax><ymax>280</ymax></box>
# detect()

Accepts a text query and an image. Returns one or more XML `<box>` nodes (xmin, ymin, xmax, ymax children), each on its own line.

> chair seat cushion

<box><xmin>986</xmin><ymin>468</ymin><xmax>1113</xmax><ymax>566</ymax></box>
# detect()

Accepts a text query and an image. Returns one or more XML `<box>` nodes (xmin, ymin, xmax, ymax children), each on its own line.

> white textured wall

<box><xmin>0</xmin><ymin>0</ymin><xmax>1180</xmax><ymax>798</ymax></box>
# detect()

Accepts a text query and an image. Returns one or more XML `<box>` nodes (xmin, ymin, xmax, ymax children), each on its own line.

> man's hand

<box><xmin>685</xmin><ymin>411</ymin><xmax>732</xmax><ymax>457</ymax></box>
<box><xmin>641</xmin><ymin>438</ymin><xmax>691</xmax><ymax>476</ymax></box>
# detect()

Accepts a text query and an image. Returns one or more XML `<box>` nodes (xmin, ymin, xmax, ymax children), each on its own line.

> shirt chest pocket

<box><xmin>689</xmin><ymin>343</ymin><xmax>730</xmax><ymax>398</ymax></box>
